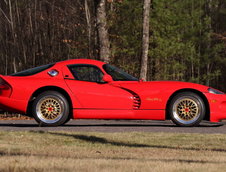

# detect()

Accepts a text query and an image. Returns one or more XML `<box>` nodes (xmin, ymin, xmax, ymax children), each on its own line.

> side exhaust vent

<box><xmin>133</xmin><ymin>95</ymin><xmax>141</xmax><ymax>109</ymax></box>
<box><xmin>119</xmin><ymin>87</ymin><xmax>141</xmax><ymax>109</ymax></box>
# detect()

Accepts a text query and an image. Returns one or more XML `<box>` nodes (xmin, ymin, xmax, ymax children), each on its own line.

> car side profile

<box><xmin>0</xmin><ymin>59</ymin><xmax>226</xmax><ymax>127</ymax></box>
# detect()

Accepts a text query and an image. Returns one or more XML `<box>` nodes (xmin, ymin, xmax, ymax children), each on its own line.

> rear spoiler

<box><xmin>0</xmin><ymin>74</ymin><xmax>6</xmax><ymax>82</ymax></box>
<box><xmin>0</xmin><ymin>74</ymin><xmax>4</xmax><ymax>82</ymax></box>
<box><xmin>0</xmin><ymin>74</ymin><xmax>11</xmax><ymax>86</ymax></box>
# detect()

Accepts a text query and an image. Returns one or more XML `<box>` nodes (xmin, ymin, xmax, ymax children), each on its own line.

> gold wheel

<box><xmin>176</xmin><ymin>98</ymin><xmax>199</xmax><ymax>121</ymax></box>
<box><xmin>38</xmin><ymin>98</ymin><xmax>62</xmax><ymax>120</ymax></box>
<box><xmin>171</xmin><ymin>92</ymin><xmax>205</xmax><ymax>126</ymax></box>
<box><xmin>35</xmin><ymin>93</ymin><xmax>66</xmax><ymax>124</ymax></box>
<box><xmin>33</xmin><ymin>91</ymin><xmax>69</xmax><ymax>126</ymax></box>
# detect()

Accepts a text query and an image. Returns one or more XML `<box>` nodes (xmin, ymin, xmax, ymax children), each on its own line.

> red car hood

<box><xmin>117</xmin><ymin>81</ymin><xmax>209</xmax><ymax>94</ymax></box>
<box><xmin>113</xmin><ymin>81</ymin><xmax>210</xmax><ymax>110</ymax></box>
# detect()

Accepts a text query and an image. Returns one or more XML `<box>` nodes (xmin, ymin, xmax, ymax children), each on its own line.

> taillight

<box><xmin>0</xmin><ymin>78</ymin><xmax>12</xmax><ymax>97</ymax></box>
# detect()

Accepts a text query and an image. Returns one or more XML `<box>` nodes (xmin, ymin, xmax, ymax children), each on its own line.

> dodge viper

<box><xmin>0</xmin><ymin>59</ymin><xmax>226</xmax><ymax>127</ymax></box>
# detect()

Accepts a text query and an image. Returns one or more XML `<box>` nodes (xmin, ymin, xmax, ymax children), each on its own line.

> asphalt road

<box><xmin>0</xmin><ymin>119</ymin><xmax>226</xmax><ymax>134</ymax></box>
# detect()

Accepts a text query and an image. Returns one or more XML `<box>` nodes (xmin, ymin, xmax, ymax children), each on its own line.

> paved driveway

<box><xmin>0</xmin><ymin>119</ymin><xmax>225</xmax><ymax>133</ymax></box>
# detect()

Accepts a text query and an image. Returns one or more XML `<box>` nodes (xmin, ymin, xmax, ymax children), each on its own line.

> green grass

<box><xmin>0</xmin><ymin>131</ymin><xmax>226</xmax><ymax>172</ymax></box>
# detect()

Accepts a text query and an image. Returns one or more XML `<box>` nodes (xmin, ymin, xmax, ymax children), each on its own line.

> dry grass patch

<box><xmin>0</xmin><ymin>131</ymin><xmax>226</xmax><ymax>171</ymax></box>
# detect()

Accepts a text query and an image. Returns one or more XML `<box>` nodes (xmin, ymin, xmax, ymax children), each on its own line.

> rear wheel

<box><xmin>169</xmin><ymin>92</ymin><xmax>205</xmax><ymax>127</ymax></box>
<box><xmin>32</xmin><ymin>91</ymin><xmax>69</xmax><ymax>126</ymax></box>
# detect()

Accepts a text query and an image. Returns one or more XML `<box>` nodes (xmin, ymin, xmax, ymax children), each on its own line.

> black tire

<box><xmin>32</xmin><ymin>91</ymin><xmax>70</xmax><ymax>126</ymax></box>
<box><xmin>169</xmin><ymin>92</ymin><xmax>205</xmax><ymax>127</ymax></box>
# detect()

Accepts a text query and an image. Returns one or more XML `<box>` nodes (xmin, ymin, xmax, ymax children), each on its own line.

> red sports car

<box><xmin>0</xmin><ymin>59</ymin><xmax>225</xmax><ymax>127</ymax></box>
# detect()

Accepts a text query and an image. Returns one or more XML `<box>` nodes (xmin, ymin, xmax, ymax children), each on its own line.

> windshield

<box><xmin>103</xmin><ymin>64</ymin><xmax>138</xmax><ymax>81</ymax></box>
<box><xmin>10</xmin><ymin>63</ymin><xmax>55</xmax><ymax>76</ymax></box>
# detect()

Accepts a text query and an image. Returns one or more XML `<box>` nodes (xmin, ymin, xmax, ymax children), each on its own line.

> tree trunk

<box><xmin>9</xmin><ymin>0</ymin><xmax>17</xmax><ymax>73</ymax></box>
<box><xmin>140</xmin><ymin>0</ymin><xmax>151</xmax><ymax>81</ymax></box>
<box><xmin>96</xmin><ymin>0</ymin><xmax>110</xmax><ymax>63</ymax></box>
<box><xmin>85</xmin><ymin>0</ymin><xmax>92</xmax><ymax>58</ymax></box>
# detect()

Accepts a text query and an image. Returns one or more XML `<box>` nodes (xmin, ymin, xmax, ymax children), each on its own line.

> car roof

<box><xmin>55</xmin><ymin>59</ymin><xmax>106</xmax><ymax>66</ymax></box>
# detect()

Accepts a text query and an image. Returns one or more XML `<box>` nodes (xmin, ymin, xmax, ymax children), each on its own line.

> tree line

<box><xmin>0</xmin><ymin>0</ymin><xmax>226</xmax><ymax>91</ymax></box>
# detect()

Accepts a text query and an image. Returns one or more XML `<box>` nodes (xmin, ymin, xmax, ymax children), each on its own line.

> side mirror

<box><xmin>102</xmin><ymin>75</ymin><xmax>113</xmax><ymax>83</ymax></box>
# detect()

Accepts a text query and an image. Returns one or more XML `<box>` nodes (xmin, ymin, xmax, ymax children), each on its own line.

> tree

<box><xmin>140</xmin><ymin>0</ymin><xmax>151</xmax><ymax>81</ymax></box>
<box><xmin>95</xmin><ymin>0</ymin><xmax>110</xmax><ymax>63</ymax></box>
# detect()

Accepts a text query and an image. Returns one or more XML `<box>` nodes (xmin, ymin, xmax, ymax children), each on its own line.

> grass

<box><xmin>0</xmin><ymin>131</ymin><xmax>226</xmax><ymax>172</ymax></box>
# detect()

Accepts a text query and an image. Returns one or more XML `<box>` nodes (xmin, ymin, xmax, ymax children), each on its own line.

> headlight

<box><xmin>208</xmin><ymin>88</ymin><xmax>224</xmax><ymax>94</ymax></box>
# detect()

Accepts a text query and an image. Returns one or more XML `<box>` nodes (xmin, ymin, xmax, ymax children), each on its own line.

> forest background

<box><xmin>0</xmin><ymin>0</ymin><xmax>226</xmax><ymax>91</ymax></box>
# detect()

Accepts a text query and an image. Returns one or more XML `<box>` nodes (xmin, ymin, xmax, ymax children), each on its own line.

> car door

<box><xmin>64</xmin><ymin>64</ymin><xmax>133</xmax><ymax>109</ymax></box>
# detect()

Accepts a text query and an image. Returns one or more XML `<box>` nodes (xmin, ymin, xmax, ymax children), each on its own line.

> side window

<box><xmin>69</xmin><ymin>65</ymin><xmax>104</xmax><ymax>83</ymax></box>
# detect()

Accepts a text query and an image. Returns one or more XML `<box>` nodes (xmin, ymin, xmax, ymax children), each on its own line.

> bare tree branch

<box><xmin>0</xmin><ymin>7</ymin><xmax>11</xmax><ymax>24</ymax></box>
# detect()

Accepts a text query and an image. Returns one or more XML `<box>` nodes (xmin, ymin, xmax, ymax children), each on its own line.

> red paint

<box><xmin>0</xmin><ymin>59</ymin><xmax>225</xmax><ymax>122</ymax></box>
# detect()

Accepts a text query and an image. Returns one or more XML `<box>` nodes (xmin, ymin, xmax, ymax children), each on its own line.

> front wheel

<box><xmin>169</xmin><ymin>92</ymin><xmax>205</xmax><ymax>127</ymax></box>
<box><xmin>32</xmin><ymin>91</ymin><xmax>70</xmax><ymax>126</ymax></box>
